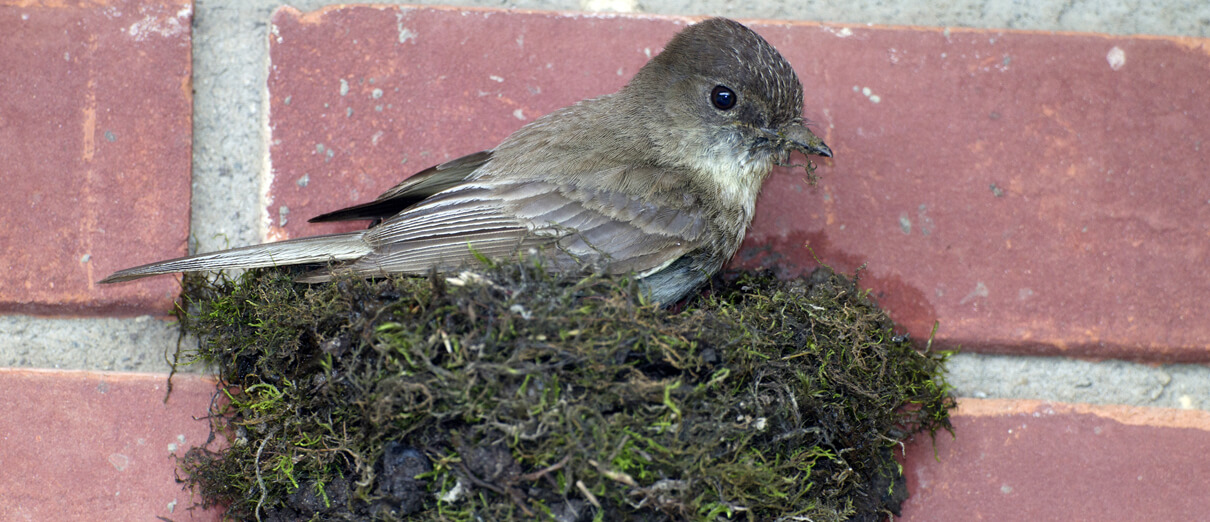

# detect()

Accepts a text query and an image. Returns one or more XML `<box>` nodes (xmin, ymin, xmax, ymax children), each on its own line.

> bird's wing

<box><xmin>308</xmin><ymin>150</ymin><xmax>493</xmax><ymax>223</ymax></box>
<box><xmin>301</xmin><ymin>169</ymin><xmax>710</xmax><ymax>281</ymax></box>
<box><xmin>500</xmin><ymin>178</ymin><xmax>710</xmax><ymax>276</ymax></box>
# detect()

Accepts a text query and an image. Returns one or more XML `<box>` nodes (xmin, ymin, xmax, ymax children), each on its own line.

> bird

<box><xmin>100</xmin><ymin>17</ymin><xmax>832</xmax><ymax>305</ymax></box>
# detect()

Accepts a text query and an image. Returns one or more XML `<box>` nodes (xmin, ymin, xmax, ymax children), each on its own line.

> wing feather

<box><xmin>308</xmin><ymin>150</ymin><xmax>493</xmax><ymax>222</ymax></box>
<box><xmin>303</xmin><ymin>166</ymin><xmax>712</xmax><ymax>282</ymax></box>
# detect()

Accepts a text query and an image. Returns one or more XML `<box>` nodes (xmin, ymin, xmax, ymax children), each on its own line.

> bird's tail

<box><xmin>99</xmin><ymin>232</ymin><xmax>372</xmax><ymax>283</ymax></box>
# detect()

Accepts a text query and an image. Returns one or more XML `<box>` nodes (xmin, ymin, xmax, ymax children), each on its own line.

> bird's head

<box><xmin>626</xmin><ymin>18</ymin><xmax>832</xmax><ymax>208</ymax></box>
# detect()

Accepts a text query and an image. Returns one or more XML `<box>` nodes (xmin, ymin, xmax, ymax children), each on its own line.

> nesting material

<box><xmin>174</xmin><ymin>261</ymin><xmax>953</xmax><ymax>521</ymax></box>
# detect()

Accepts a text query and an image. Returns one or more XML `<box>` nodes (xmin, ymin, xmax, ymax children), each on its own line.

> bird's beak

<box><xmin>777</xmin><ymin>123</ymin><xmax>833</xmax><ymax>158</ymax></box>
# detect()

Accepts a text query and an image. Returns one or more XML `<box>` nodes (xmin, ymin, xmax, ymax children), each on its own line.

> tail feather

<box><xmin>99</xmin><ymin>232</ymin><xmax>371</xmax><ymax>283</ymax></box>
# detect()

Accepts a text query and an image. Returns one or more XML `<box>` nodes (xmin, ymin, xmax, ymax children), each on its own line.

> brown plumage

<box><xmin>100</xmin><ymin>18</ymin><xmax>832</xmax><ymax>304</ymax></box>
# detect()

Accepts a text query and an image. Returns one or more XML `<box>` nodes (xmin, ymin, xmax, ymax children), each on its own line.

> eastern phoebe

<box><xmin>101</xmin><ymin>17</ymin><xmax>833</xmax><ymax>304</ymax></box>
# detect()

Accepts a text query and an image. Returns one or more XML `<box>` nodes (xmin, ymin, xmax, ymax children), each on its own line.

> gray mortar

<box><xmin>2</xmin><ymin>0</ymin><xmax>1206</xmax><ymax>412</ymax></box>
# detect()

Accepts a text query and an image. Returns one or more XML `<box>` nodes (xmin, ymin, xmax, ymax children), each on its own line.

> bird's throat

<box><xmin>687</xmin><ymin>143</ymin><xmax>774</xmax><ymax>223</ymax></box>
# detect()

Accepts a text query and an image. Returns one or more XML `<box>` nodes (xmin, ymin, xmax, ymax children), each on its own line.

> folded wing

<box><xmin>299</xmin><ymin>169</ymin><xmax>710</xmax><ymax>281</ymax></box>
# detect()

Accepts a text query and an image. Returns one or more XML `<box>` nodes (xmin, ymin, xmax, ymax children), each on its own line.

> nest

<box><xmin>173</xmin><ymin>260</ymin><xmax>954</xmax><ymax>521</ymax></box>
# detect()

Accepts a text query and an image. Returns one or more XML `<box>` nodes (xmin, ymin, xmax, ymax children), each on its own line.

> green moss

<box><xmin>174</xmin><ymin>261</ymin><xmax>954</xmax><ymax>521</ymax></box>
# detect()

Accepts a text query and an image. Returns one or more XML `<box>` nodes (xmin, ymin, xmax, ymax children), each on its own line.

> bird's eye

<box><xmin>710</xmin><ymin>85</ymin><xmax>736</xmax><ymax>110</ymax></box>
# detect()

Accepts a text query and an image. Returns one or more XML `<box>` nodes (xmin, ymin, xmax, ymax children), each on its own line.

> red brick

<box><xmin>901</xmin><ymin>399</ymin><xmax>1210</xmax><ymax>520</ymax></box>
<box><xmin>0</xmin><ymin>369</ymin><xmax>220</xmax><ymax>520</ymax></box>
<box><xmin>0</xmin><ymin>2</ymin><xmax>192</xmax><ymax>316</ymax></box>
<box><xmin>265</xmin><ymin>6</ymin><xmax>687</xmax><ymax>242</ymax></box>
<box><xmin>265</xmin><ymin>7</ymin><xmax>1210</xmax><ymax>360</ymax></box>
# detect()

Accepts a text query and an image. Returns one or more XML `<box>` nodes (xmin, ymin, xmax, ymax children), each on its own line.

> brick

<box><xmin>0</xmin><ymin>369</ymin><xmax>219</xmax><ymax>520</ymax></box>
<box><xmin>265</xmin><ymin>8</ymin><xmax>1210</xmax><ymax>360</ymax></box>
<box><xmin>901</xmin><ymin>399</ymin><xmax>1210</xmax><ymax>520</ymax></box>
<box><xmin>0</xmin><ymin>2</ymin><xmax>192</xmax><ymax>316</ymax></box>
<box><xmin>265</xmin><ymin>6</ymin><xmax>684</xmax><ymax>242</ymax></box>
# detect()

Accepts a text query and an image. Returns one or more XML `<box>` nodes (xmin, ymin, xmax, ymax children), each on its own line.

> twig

<box><xmin>253</xmin><ymin>427</ymin><xmax>278</xmax><ymax>522</ymax></box>
<box><xmin>576</xmin><ymin>480</ymin><xmax>601</xmax><ymax>509</ymax></box>
<box><xmin>518</xmin><ymin>454</ymin><xmax>571</xmax><ymax>482</ymax></box>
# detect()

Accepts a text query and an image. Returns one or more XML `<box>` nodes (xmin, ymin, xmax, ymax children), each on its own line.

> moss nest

<box><xmin>173</xmin><ymin>260</ymin><xmax>954</xmax><ymax>521</ymax></box>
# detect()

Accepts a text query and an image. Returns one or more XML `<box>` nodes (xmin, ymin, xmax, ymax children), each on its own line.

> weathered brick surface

<box><xmin>6</xmin><ymin>5</ymin><xmax>1207</xmax><ymax>520</ymax></box>
<box><xmin>0</xmin><ymin>369</ymin><xmax>219</xmax><ymax>520</ymax></box>
<box><xmin>0</xmin><ymin>2</ymin><xmax>192</xmax><ymax>315</ymax></box>
<box><xmin>901</xmin><ymin>399</ymin><xmax>1210</xmax><ymax>520</ymax></box>
<box><xmin>265</xmin><ymin>7</ymin><xmax>1210</xmax><ymax>361</ymax></box>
